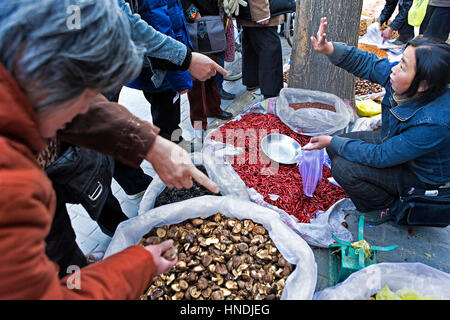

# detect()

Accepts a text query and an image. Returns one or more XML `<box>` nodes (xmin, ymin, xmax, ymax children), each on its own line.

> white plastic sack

<box><xmin>202</xmin><ymin>100</ymin><xmax>354</xmax><ymax>248</ymax></box>
<box><xmin>359</xmin><ymin>22</ymin><xmax>384</xmax><ymax>46</ymax></box>
<box><xmin>105</xmin><ymin>195</ymin><xmax>318</xmax><ymax>300</ymax></box>
<box><xmin>275</xmin><ymin>88</ymin><xmax>352</xmax><ymax>136</ymax></box>
<box><xmin>351</xmin><ymin>114</ymin><xmax>382</xmax><ymax>132</ymax></box>
<box><xmin>314</xmin><ymin>262</ymin><xmax>450</xmax><ymax>300</ymax></box>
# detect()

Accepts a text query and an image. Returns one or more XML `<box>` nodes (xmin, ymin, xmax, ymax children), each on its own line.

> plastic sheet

<box><xmin>314</xmin><ymin>262</ymin><xmax>450</xmax><ymax>300</ymax></box>
<box><xmin>275</xmin><ymin>88</ymin><xmax>352</xmax><ymax>136</ymax></box>
<box><xmin>105</xmin><ymin>195</ymin><xmax>318</xmax><ymax>300</ymax></box>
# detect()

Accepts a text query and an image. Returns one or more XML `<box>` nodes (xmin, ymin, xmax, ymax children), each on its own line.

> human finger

<box><xmin>159</xmin><ymin>240</ymin><xmax>174</xmax><ymax>255</ymax></box>
<box><xmin>190</xmin><ymin>166</ymin><xmax>220</xmax><ymax>194</ymax></box>
<box><xmin>181</xmin><ymin>176</ymin><xmax>194</xmax><ymax>189</ymax></box>
<box><xmin>213</xmin><ymin>63</ymin><xmax>228</xmax><ymax>77</ymax></box>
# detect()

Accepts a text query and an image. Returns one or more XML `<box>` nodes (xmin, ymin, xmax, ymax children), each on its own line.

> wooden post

<box><xmin>289</xmin><ymin>0</ymin><xmax>363</xmax><ymax>104</ymax></box>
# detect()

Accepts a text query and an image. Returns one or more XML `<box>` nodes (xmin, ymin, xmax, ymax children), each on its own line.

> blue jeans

<box><xmin>216</xmin><ymin>51</ymin><xmax>225</xmax><ymax>91</ymax></box>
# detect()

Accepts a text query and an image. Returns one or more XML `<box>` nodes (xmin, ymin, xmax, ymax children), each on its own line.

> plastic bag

<box><xmin>275</xmin><ymin>88</ymin><xmax>352</xmax><ymax>136</ymax></box>
<box><xmin>201</xmin><ymin>99</ymin><xmax>354</xmax><ymax>248</ymax></box>
<box><xmin>408</xmin><ymin>0</ymin><xmax>430</xmax><ymax>27</ymax></box>
<box><xmin>105</xmin><ymin>195</ymin><xmax>318</xmax><ymax>300</ymax></box>
<box><xmin>355</xmin><ymin>99</ymin><xmax>381</xmax><ymax>117</ymax></box>
<box><xmin>296</xmin><ymin>144</ymin><xmax>324</xmax><ymax>197</ymax></box>
<box><xmin>313</xmin><ymin>262</ymin><xmax>450</xmax><ymax>300</ymax></box>
<box><xmin>351</xmin><ymin>114</ymin><xmax>382</xmax><ymax>132</ymax></box>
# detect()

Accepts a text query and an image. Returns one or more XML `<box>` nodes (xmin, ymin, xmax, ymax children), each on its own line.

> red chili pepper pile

<box><xmin>211</xmin><ymin>113</ymin><xmax>348</xmax><ymax>223</ymax></box>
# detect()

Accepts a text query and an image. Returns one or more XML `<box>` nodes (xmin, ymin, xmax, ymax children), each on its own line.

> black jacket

<box><xmin>45</xmin><ymin>144</ymin><xmax>114</xmax><ymax>221</ymax></box>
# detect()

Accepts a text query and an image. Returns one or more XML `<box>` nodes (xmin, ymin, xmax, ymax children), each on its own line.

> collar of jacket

<box><xmin>390</xmin><ymin>97</ymin><xmax>425</xmax><ymax>121</ymax></box>
<box><xmin>0</xmin><ymin>62</ymin><xmax>45</xmax><ymax>153</ymax></box>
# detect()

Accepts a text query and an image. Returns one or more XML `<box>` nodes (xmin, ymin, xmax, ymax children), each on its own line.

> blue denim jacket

<box><xmin>118</xmin><ymin>0</ymin><xmax>187</xmax><ymax>87</ymax></box>
<box><xmin>328</xmin><ymin>42</ymin><xmax>450</xmax><ymax>185</ymax></box>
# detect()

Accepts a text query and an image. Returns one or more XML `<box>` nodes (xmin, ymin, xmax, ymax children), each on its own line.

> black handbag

<box><xmin>394</xmin><ymin>186</ymin><xmax>450</xmax><ymax>227</ymax></box>
<box><xmin>188</xmin><ymin>15</ymin><xmax>226</xmax><ymax>54</ymax></box>
<box><xmin>45</xmin><ymin>145</ymin><xmax>114</xmax><ymax>221</ymax></box>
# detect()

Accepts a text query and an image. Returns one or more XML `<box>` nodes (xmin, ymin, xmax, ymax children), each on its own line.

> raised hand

<box><xmin>310</xmin><ymin>17</ymin><xmax>334</xmax><ymax>56</ymax></box>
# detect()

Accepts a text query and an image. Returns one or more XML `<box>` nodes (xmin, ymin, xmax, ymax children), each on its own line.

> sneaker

<box><xmin>346</xmin><ymin>208</ymin><xmax>395</xmax><ymax>225</ymax></box>
<box><xmin>219</xmin><ymin>89</ymin><xmax>236</xmax><ymax>100</ymax></box>
<box><xmin>246</xmin><ymin>86</ymin><xmax>259</xmax><ymax>91</ymax></box>
<box><xmin>126</xmin><ymin>190</ymin><xmax>146</xmax><ymax>200</ymax></box>
<box><xmin>224</xmin><ymin>71</ymin><xmax>242</xmax><ymax>81</ymax></box>
<box><xmin>214</xmin><ymin>110</ymin><xmax>233</xmax><ymax>120</ymax></box>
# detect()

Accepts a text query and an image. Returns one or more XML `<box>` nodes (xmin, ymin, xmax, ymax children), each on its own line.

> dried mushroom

<box><xmin>162</xmin><ymin>246</ymin><xmax>178</xmax><ymax>261</ymax></box>
<box><xmin>140</xmin><ymin>213</ymin><xmax>295</xmax><ymax>300</ymax></box>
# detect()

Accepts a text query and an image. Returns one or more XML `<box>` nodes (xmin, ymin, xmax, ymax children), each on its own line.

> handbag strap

<box><xmin>201</xmin><ymin>81</ymin><xmax>207</xmax><ymax>111</ymax></box>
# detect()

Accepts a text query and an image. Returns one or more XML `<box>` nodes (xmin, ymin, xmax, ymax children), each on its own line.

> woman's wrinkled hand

<box><xmin>145</xmin><ymin>136</ymin><xmax>220</xmax><ymax>194</ymax></box>
<box><xmin>188</xmin><ymin>52</ymin><xmax>228</xmax><ymax>81</ymax></box>
<box><xmin>144</xmin><ymin>240</ymin><xmax>178</xmax><ymax>275</ymax></box>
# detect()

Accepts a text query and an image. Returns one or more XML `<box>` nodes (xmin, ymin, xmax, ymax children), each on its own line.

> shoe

<box><xmin>220</xmin><ymin>89</ymin><xmax>236</xmax><ymax>100</ymax></box>
<box><xmin>346</xmin><ymin>208</ymin><xmax>395</xmax><ymax>225</ymax></box>
<box><xmin>224</xmin><ymin>71</ymin><xmax>242</xmax><ymax>81</ymax></box>
<box><xmin>126</xmin><ymin>190</ymin><xmax>146</xmax><ymax>200</ymax></box>
<box><xmin>246</xmin><ymin>86</ymin><xmax>259</xmax><ymax>91</ymax></box>
<box><xmin>389</xmin><ymin>39</ymin><xmax>406</xmax><ymax>46</ymax></box>
<box><xmin>214</xmin><ymin>110</ymin><xmax>233</xmax><ymax>120</ymax></box>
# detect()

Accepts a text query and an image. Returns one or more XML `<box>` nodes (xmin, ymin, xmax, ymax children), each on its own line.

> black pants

<box><xmin>143</xmin><ymin>90</ymin><xmax>181</xmax><ymax>142</ymax></box>
<box><xmin>113</xmin><ymin>159</ymin><xmax>153</xmax><ymax>196</ymax></box>
<box><xmin>327</xmin><ymin>131</ymin><xmax>436</xmax><ymax>212</ymax></box>
<box><xmin>420</xmin><ymin>5</ymin><xmax>450</xmax><ymax>42</ymax></box>
<box><xmin>241</xmin><ymin>26</ymin><xmax>283</xmax><ymax>99</ymax></box>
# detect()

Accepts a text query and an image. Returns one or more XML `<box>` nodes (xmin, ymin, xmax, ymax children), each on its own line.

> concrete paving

<box><xmin>68</xmin><ymin>34</ymin><xmax>450</xmax><ymax>294</ymax></box>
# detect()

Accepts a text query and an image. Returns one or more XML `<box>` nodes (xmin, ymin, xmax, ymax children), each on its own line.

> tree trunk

<box><xmin>289</xmin><ymin>0</ymin><xmax>363</xmax><ymax>104</ymax></box>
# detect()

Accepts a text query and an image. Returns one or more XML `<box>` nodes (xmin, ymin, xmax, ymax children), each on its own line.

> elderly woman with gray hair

<box><xmin>0</xmin><ymin>0</ymin><xmax>185</xmax><ymax>299</ymax></box>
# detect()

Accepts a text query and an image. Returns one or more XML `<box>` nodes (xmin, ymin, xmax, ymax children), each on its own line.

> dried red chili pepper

<box><xmin>211</xmin><ymin>113</ymin><xmax>348</xmax><ymax>223</ymax></box>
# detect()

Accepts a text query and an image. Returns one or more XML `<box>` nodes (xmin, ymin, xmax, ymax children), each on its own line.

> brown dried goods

<box><xmin>139</xmin><ymin>213</ymin><xmax>295</xmax><ymax>300</ymax></box>
<box><xmin>162</xmin><ymin>246</ymin><xmax>178</xmax><ymax>261</ymax></box>
<box><xmin>355</xmin><ymin>77</ymin><xmax>384</xmax><ymax>96</ymax></box>
<box><xmin>289</xmin><ymin>102</ymin><xmax>336</xmax><ymax>112</ymax></box>
<box><xmin>357</xmin><ymin>43</ymin><xmax>388</xmax><ymax>59</ymax></box>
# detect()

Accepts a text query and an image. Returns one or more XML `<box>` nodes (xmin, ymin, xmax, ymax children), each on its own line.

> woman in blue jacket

<box><xmin>126</xmin><ymin>0</ymin><xmax>193</xmax><ymax>141</ymax></box>
<box><xmin>306</xmin><ymin>17</ymin><xmax>450</xmax><ymax>225</ymax></box>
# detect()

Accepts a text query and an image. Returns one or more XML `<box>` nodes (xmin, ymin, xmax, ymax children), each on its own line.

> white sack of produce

<box><xmin>105</xmin><ymin>195</ymin><xmax>317</xmax><ymax>300</ymax></box>
<box><xmin>275</xmin><ymin>88</ymin><xmax>352</xmax><ymax>136</ymax></box>
<box><xmin>314</xmin><ymin>262</ymin><xmax>450</xmax><ymax>300</ymax></box>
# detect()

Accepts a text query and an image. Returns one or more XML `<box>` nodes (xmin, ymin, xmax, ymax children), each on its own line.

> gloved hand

<box><xmin>223</xmin><ymin>0</ymin><xmax>247</xmax><ymax>17</ymax></box>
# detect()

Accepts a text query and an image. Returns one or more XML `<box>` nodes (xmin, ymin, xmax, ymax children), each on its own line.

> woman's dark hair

<box><xmin>403</xmin><ymin>37</ymin><xmax>450</xmax><ymax>104</ymax></box>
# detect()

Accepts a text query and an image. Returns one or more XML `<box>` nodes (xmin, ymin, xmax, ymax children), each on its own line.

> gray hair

<box><xmin>0</xmin><ymin>0</ymin><xmax>145</xmax><ymax>110</ymax></box>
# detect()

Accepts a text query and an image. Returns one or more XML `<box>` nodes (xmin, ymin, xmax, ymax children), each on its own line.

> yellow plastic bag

<box><xmin>408</xmin><ymin>0</ymin><xmax>429</xmax><ymax>27</ymax></box>
<box><xmin>355</xmin><ymin>99</ymin><xmax>381</xmax><ymax>117</ymax></box>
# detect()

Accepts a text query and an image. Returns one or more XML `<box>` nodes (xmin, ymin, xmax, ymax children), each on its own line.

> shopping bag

<box><xmin>296</xmin><ymin>145</ymin><xmax>324</xmax><ymax>197</ymax></box>
<box><xmin>408</xmin><ymin>0</ymin><xmax>429</xmax><ymax>27</ymax></box>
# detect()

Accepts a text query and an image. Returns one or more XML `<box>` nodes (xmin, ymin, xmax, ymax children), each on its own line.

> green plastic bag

<box><xmin>408</xmin><ymin>0</ymin><xmax>429</xmax><ymax>27</ymax></box>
